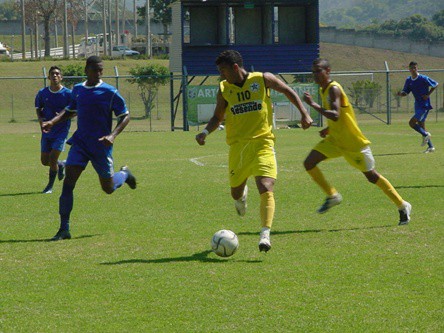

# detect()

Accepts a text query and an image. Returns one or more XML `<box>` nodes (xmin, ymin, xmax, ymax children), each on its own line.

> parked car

<box><xmin>111</xmin><ymin>46</ymin><xmax>140</xmax><ymax>57</ymax></box>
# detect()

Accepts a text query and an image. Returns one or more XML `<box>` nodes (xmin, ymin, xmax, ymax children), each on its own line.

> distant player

<box><xmin>42</xmin><ymin>56</ymin><xmax>136</xmax><ymax>241</ymax></box>
<box><xmin>196</xmin><ymin>50</ymin><xmax>313</xmax><ymax>252</ymax></box>
<box><xmin>397</xmin><ymin>61</ymin><xmax>438</xmax><ymax>153</ymax></box>
<box><xmin>35</xmin><ymin>66</ymin><xmax>71</xmax><ymax>193</ymax></box>
<box><xmin>303</xmin><ymin>58</ymin><xmax>411</xmax><ymax>225</ymax></box>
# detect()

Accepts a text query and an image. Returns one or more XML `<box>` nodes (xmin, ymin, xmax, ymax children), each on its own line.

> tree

<box><xmin>128</xmin><ymin>64</ymin><xmax>169</xmax><ymax>118</ymax></box>
<box><xmin>432</xmin><ymin>10</ymin><xmax>444</xmax><ymax>27</ymax></box>
<box><xmin>59</xmin><ymin>63</ymin><xmax>85</xmax><ymax>88</ymax></box>
<box><xmin>138</xmin><ymin>0</ymin><xmax>176</xmax><ymax>46</ymax></box>
<box><xmin>0</xmin><ymin>0</ymin><xmax>19</xmax><ymax>20</ymax></box>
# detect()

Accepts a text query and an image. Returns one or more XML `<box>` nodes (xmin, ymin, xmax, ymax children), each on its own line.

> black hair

<box><xmin>48</xmin><ymin>66</ymin><xmax>62</xmax><ymax>75</ymax></box>
<box><xmin>313</xmin><ymin>58</ymin><xmax>330</xmax><ymax>69</ymax></box>
<box><xmin>409</xmin><ymin>61</ymin><xmax>418</xmax><ymax>67</ymax></box>
<box><xmin>215</xmin><ymin>50</ymin><xmax>243</xmax><ymax>68</ymax></box>
<box><xmin>86</xmin><ymin>55</ymin><xmax>103</xmax><ymax>68</ymax></box>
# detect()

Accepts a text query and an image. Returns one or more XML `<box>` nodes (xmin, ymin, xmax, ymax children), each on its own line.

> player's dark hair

<box><xmin>48</xmin><ymin>66</ymin><xmax>62</xmax><ymax>75</ymax></box>
<box><xmin>216</xmin><ymin>50</ymin><xmax>243</xmax><ymax>68</ymax></box>
<box><xmin>409</xmin><ymin>61</ymin><xmax>418</xmax><ymax>67</ymax></box>
<box><xmin>86</xmin><ymin>55</ymin><xmax>103</xmax><ymax>68</ymax></box>
<box><xmin>313</xmin><ymin>58</ymin><xmax>330</xmax><ymax>69</ymax></box>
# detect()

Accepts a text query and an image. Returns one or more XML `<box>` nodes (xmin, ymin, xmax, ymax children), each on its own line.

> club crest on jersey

<box><xmin>250</xmin><ymin>82</ymin><xmax>260</xmax><ymax>92</ymax></box>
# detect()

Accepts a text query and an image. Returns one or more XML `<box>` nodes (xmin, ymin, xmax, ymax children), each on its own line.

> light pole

<box><xmin>63</xmin><ymin>0</ymin><xmax>69</xmax><ymax>58</ymax></box>
<box><xmin>20</xmin><ymin>0</ymin><xmax>25</xmax><ymax>59</ymax></box>
<box><xmin>146</xmin><ymin>0</ymin><xmax>150</xmax><ymax>58</ymax></box>
<box><xmin>10</xmin><ymin>35</ymin><xmax>14</xmax><ymax>61</ymax></box>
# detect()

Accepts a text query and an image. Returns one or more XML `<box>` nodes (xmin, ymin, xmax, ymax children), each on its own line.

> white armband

<box><xmin>202</xmin><ymin>129</ymin><xmax>209</xmax><ymax>136</ymax></box>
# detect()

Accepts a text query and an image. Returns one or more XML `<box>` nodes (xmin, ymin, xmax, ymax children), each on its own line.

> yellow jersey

<box><xmin>220</xmin><ymin>72</ymin><xmax>274</xmax><ymax>145</ymax></box>
<box><xmin>321</xmin><ymin>81</ymin><xmax>370</xmax><ymax>151</ymax></box>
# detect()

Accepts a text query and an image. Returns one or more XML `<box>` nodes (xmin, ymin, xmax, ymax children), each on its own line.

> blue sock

<box><xmin>413</xmin><ymin>124</ymin><xmax>427</xmax><ymax>136</ymax></box>
<box><xmin>59</xmin><ymin>183</ymin><xmax>74</xmax><ymax>231</ymax></box>
<box><xmin>428</xmin><ymin>139</ymin><xmax>434</xmax><ymax>148</ymax></box>
<box><xmin>112</xmin><ymin>171</ymin><xmax>128</xmax><ymax>190</ymax></box>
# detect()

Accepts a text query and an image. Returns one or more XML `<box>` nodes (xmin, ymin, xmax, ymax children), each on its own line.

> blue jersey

<box><xmin>66</xmin><ymin>80</ymin><xmax>128</xmax><ymax>146</ymax></box>
<box><xmin>402</xmin><ymin>74</ymin><xmax>439</xmax><ymax>111</ymax></box>
<box><xmin>35</xmin><ymin>86</ymin><xmax>72</xmax><ymax>139</ymax></box>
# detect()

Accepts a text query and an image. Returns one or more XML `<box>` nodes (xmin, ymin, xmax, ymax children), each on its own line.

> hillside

<box><xmin>319</xmin><ymin>42</ymin><xmax>444</xmax><ymax>71</ymax></box>
<box><xmin>319</xmin><ymin>0</ymin><xmax>444</xmax><ymax>27</ymax></box>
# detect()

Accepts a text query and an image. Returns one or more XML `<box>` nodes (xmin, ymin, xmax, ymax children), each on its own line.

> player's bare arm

<box><xmin>196</xmin><ymin>90</ymin><xmax>227</xmax><ymax>146</ymax></box>
<box><xmin>41</xmin><ymin>109</ymin><xmax>76</xmax><ymax>133</ymax></box>
<box><xmin>99</xmin><ymin>113</ymin><xmax>130</xmax><ymax>147</ymax></box>
<box><xmin>303</xmin><ymin>86</ymin><xmax>340</xmax><ymax>121</ymax></box>
<box><xmin>263</xmin><ymin>72</ymin><xmax>312</xmax><ymax>129</ymax></box>
<box><xmin>423</xmin><ymin>86</ymin><xmax>437</xmax><ymax>100</ymax></box>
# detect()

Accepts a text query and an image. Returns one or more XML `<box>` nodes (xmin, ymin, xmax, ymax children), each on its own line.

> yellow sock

<box><xmin>376</xmin><ymin>175</ymin><xmax>403</xmax><ymax>207</ymax></box>
<box><xmin>260</xmin><ymin>191</ymin><xmax>275</xmax><ymax>229</ymax></box>
<box><xmin>307</xmin><ymin>166</ymin><xmax>337</xmax><ymax>196</ymax></box>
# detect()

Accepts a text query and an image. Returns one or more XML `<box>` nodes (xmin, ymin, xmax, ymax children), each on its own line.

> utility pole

<box><xmin>102</xmin><ymin>0</ymin><xmax>107</xmax><ymax>55</ymax></box>
<box><xmin>85</xmin><ymin>0</ymin><xmax>89</xmax><ymax>49</ymax></box>
<box><xmin>146</xmin><ymin>0</ymin><xmax>150</xmax><ymax>58</ymax></box>
<box><xmin>133</xmin><ymin>0</ymin><xmax>137</xmax><ymax>39</ymax></box>
<box><xmin>63</xmin><ymin>0</ymin><xmax>69</xmax><ymax>58</ymax></box>
<box><xmin>115</xmin><ymin>0</ymin><xmax>119</xmax><ymax>45</ymax></box>
<box><xmin>108</xmin><ymin>0</ymin><xmax>112</xmax><ymax>54</ymax></box>
<box><xmin>20</xmin><ymin>0</ymin><xmax>25</xmax><ymax>59</ymax></box>
<box><xmin>122</xmin><ymin>0</ymin><xmax>126</xmax><ymax>45</ymax></box>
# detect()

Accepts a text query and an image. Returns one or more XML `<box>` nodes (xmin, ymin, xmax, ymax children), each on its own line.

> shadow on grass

<box><xmin>0</xmin><ymin>234</ymin><xmax>100</xmax><ymax>244</ymax></box>
<box><xmin>395</xmin><ymin>185</ymin><xmax>444</xmax><ymax>189</ymax></box>
<box><xmin>238</xmin><ymin>224</ymin><xmax>393</xmax><ymax>236</ymax></box>
<box><xmin>373</xmin><ymin>152</ymin><xmax>417</xmax><ymax>157</ymax></box>
<box><xmin>101</xmin><ymin>250</ymin><xmax>262</xmax><ymax>265</ymax></box>
<box><xmin>0</xmin><ymin>191</ymin><xmax>42</xmax><ymax>197</ymax></box>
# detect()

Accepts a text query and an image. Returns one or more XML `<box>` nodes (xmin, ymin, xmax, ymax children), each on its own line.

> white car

<box><xmin>111</xmin><ymin>46</ymin><xmax>140</xmax><ymax>57</ymax></box>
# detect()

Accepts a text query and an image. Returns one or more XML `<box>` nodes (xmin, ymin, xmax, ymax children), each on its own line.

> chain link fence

<box><xmin>0</xmin><ymin>68</ymin><xmax>442</xmax><ymax>132</ymax></box>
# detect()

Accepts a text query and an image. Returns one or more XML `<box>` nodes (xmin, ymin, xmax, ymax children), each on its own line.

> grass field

<box><xmin>1</xmin><ymin>121</ymin><xmax>443</xmax><ymax>332</ymax></box>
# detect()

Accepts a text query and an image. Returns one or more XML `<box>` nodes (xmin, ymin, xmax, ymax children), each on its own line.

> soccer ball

<box><xmin>211</xmin><ymin>229</ymin><xmax>239</xmax><ymax>257</ymax></box>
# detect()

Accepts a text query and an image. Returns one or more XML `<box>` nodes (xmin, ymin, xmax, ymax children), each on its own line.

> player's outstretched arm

<box><xmin>41</xmin><ymin>109</ymin><xmax>74</xmax><ymax>133</ymax></box>
<box><xmin>99</xmin><ymin>114</ymin><xmax>130</xmax><ymax>147</ymax></box>
<box><xmin>303</xmin><ymin>86</ymin><xmax>341</xmax><ymax>121</ymax></box>
<box><xmin>196</xmin><ymin>90</ymin><xmax>226</xmax><ymax>146</ymax></box>
<box><xmin>263</xmin><ymin>72</ymin><xmax>312</xmax><ymax>129</ymax></box>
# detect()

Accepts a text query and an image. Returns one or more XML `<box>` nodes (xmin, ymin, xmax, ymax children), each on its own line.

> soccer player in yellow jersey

<box><xmin>303</xmin><ymin>58</ymin><xmax>411</xmax><ymax>225</ymax></box>
<box><xmin>196</xmin><ymin>50</ymin><xmax>313</xmax><ymax>252</ymax></box>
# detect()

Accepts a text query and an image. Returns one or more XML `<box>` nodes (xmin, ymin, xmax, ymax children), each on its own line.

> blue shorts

<box><xmin>413</xmin><ymin>106</ymin><xmax>430</xmax><ymax>122</ymax></box>
<box><xmin>66</xmin><ymin>141</ymin><xmax>114</xmax><ymax>178</ymax></box>
<box><xmin>41</xmin><ymin>136</ymin><xmax>66</xmax><ymax>153</ymax></box>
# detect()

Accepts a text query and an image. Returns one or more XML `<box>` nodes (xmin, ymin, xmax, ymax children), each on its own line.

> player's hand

<box><xmin>195</xmin><ymin>132</ymin><xmax>207</xmax><ymax>146</ymax></box>
<box><xmin>319</xmin><ymin>127</ymin><xmax>329</xmax><ymax>138</ymax></box>
<box><xmin>41</xmin><ymin>121</ymin><xmax>53</xmax><ymax>133</ymax></box>
<box><xmin>98</xmin><ymin>135</ymin><xmax>114</xmax><ymax>147</ymax></box>
<box><xmin>303</xmin><ymin>92</ymin><xmax>314</xmax><ymax>106</ymax></box>
<box><xmin>422</xmin><ymin>94</ymin><xmax>429</xmax><ymax>100</ymax></box>
<box><xmin>300</xmin><ymin>114</ymin><xmax>313</xmax><ymax>130</ymax></box>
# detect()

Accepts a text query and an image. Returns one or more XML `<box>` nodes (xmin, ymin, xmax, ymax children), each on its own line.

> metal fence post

<box><xmin>182</xmin><ymin>67</ymin><xmax>189</xmax><ymax>131</ymax></box>
<box><xmin>385</xmin><ymin>61</ymin><xmax>391</xmax><ymax>125</ymax></box>
<box><xmin>114</xmin><ymin>66</ymin><xmax>119</xmax><ymax>90</ymax></box>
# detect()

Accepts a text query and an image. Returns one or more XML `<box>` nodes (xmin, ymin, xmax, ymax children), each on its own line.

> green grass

<box><xmin>1</xmin><ymin>122</ymin><xmax>443</xmax><ymax>332</ymax></box>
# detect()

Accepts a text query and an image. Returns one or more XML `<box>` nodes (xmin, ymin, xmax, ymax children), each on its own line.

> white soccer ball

<box><xmin>211</xmin><ymin>229</ymin><xmax>239</xmax><ymax>257</ymax></box>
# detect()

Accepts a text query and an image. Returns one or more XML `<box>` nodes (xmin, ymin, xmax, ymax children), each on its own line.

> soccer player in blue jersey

<box><xmin>397</xmin><ymin>61</ymin><xmax>439</xmax><ymax>153</ymax></box>
<box><xmin>42</xmin><ymin>56</ymin><xmax>136</xmax><ymax>241</ymax></box>
<box><xmin>35</xmin><ymin>66</ymin><xmax>71</xmax><ymax>193</ymax></box>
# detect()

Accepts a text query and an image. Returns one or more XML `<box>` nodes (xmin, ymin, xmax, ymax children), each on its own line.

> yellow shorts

<box><xmin>313</xmin><ymin>139</ymin><xmax>375</xmax><ymax>172</ymax></box>
<box><xmin>228</xmin><ymin>139</ymin><xmax>277</xmax><ymax>187</ymax></box>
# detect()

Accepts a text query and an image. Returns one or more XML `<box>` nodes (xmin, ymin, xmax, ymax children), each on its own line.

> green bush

<box><xmin>128</xmin><ymin>64</ymin><xmax>169</xmax><ymax>118</ymax></box>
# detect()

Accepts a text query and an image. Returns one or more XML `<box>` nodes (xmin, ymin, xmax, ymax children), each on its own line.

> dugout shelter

<box><xmin>169</xmin><ymin>0</ymin><xmax>320</xmax><ymax>130</ymax></box>
<box><xmin>170</xmin><ymin>0</ymin><xmax>320</xmax><ymax>75</ymax></box>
